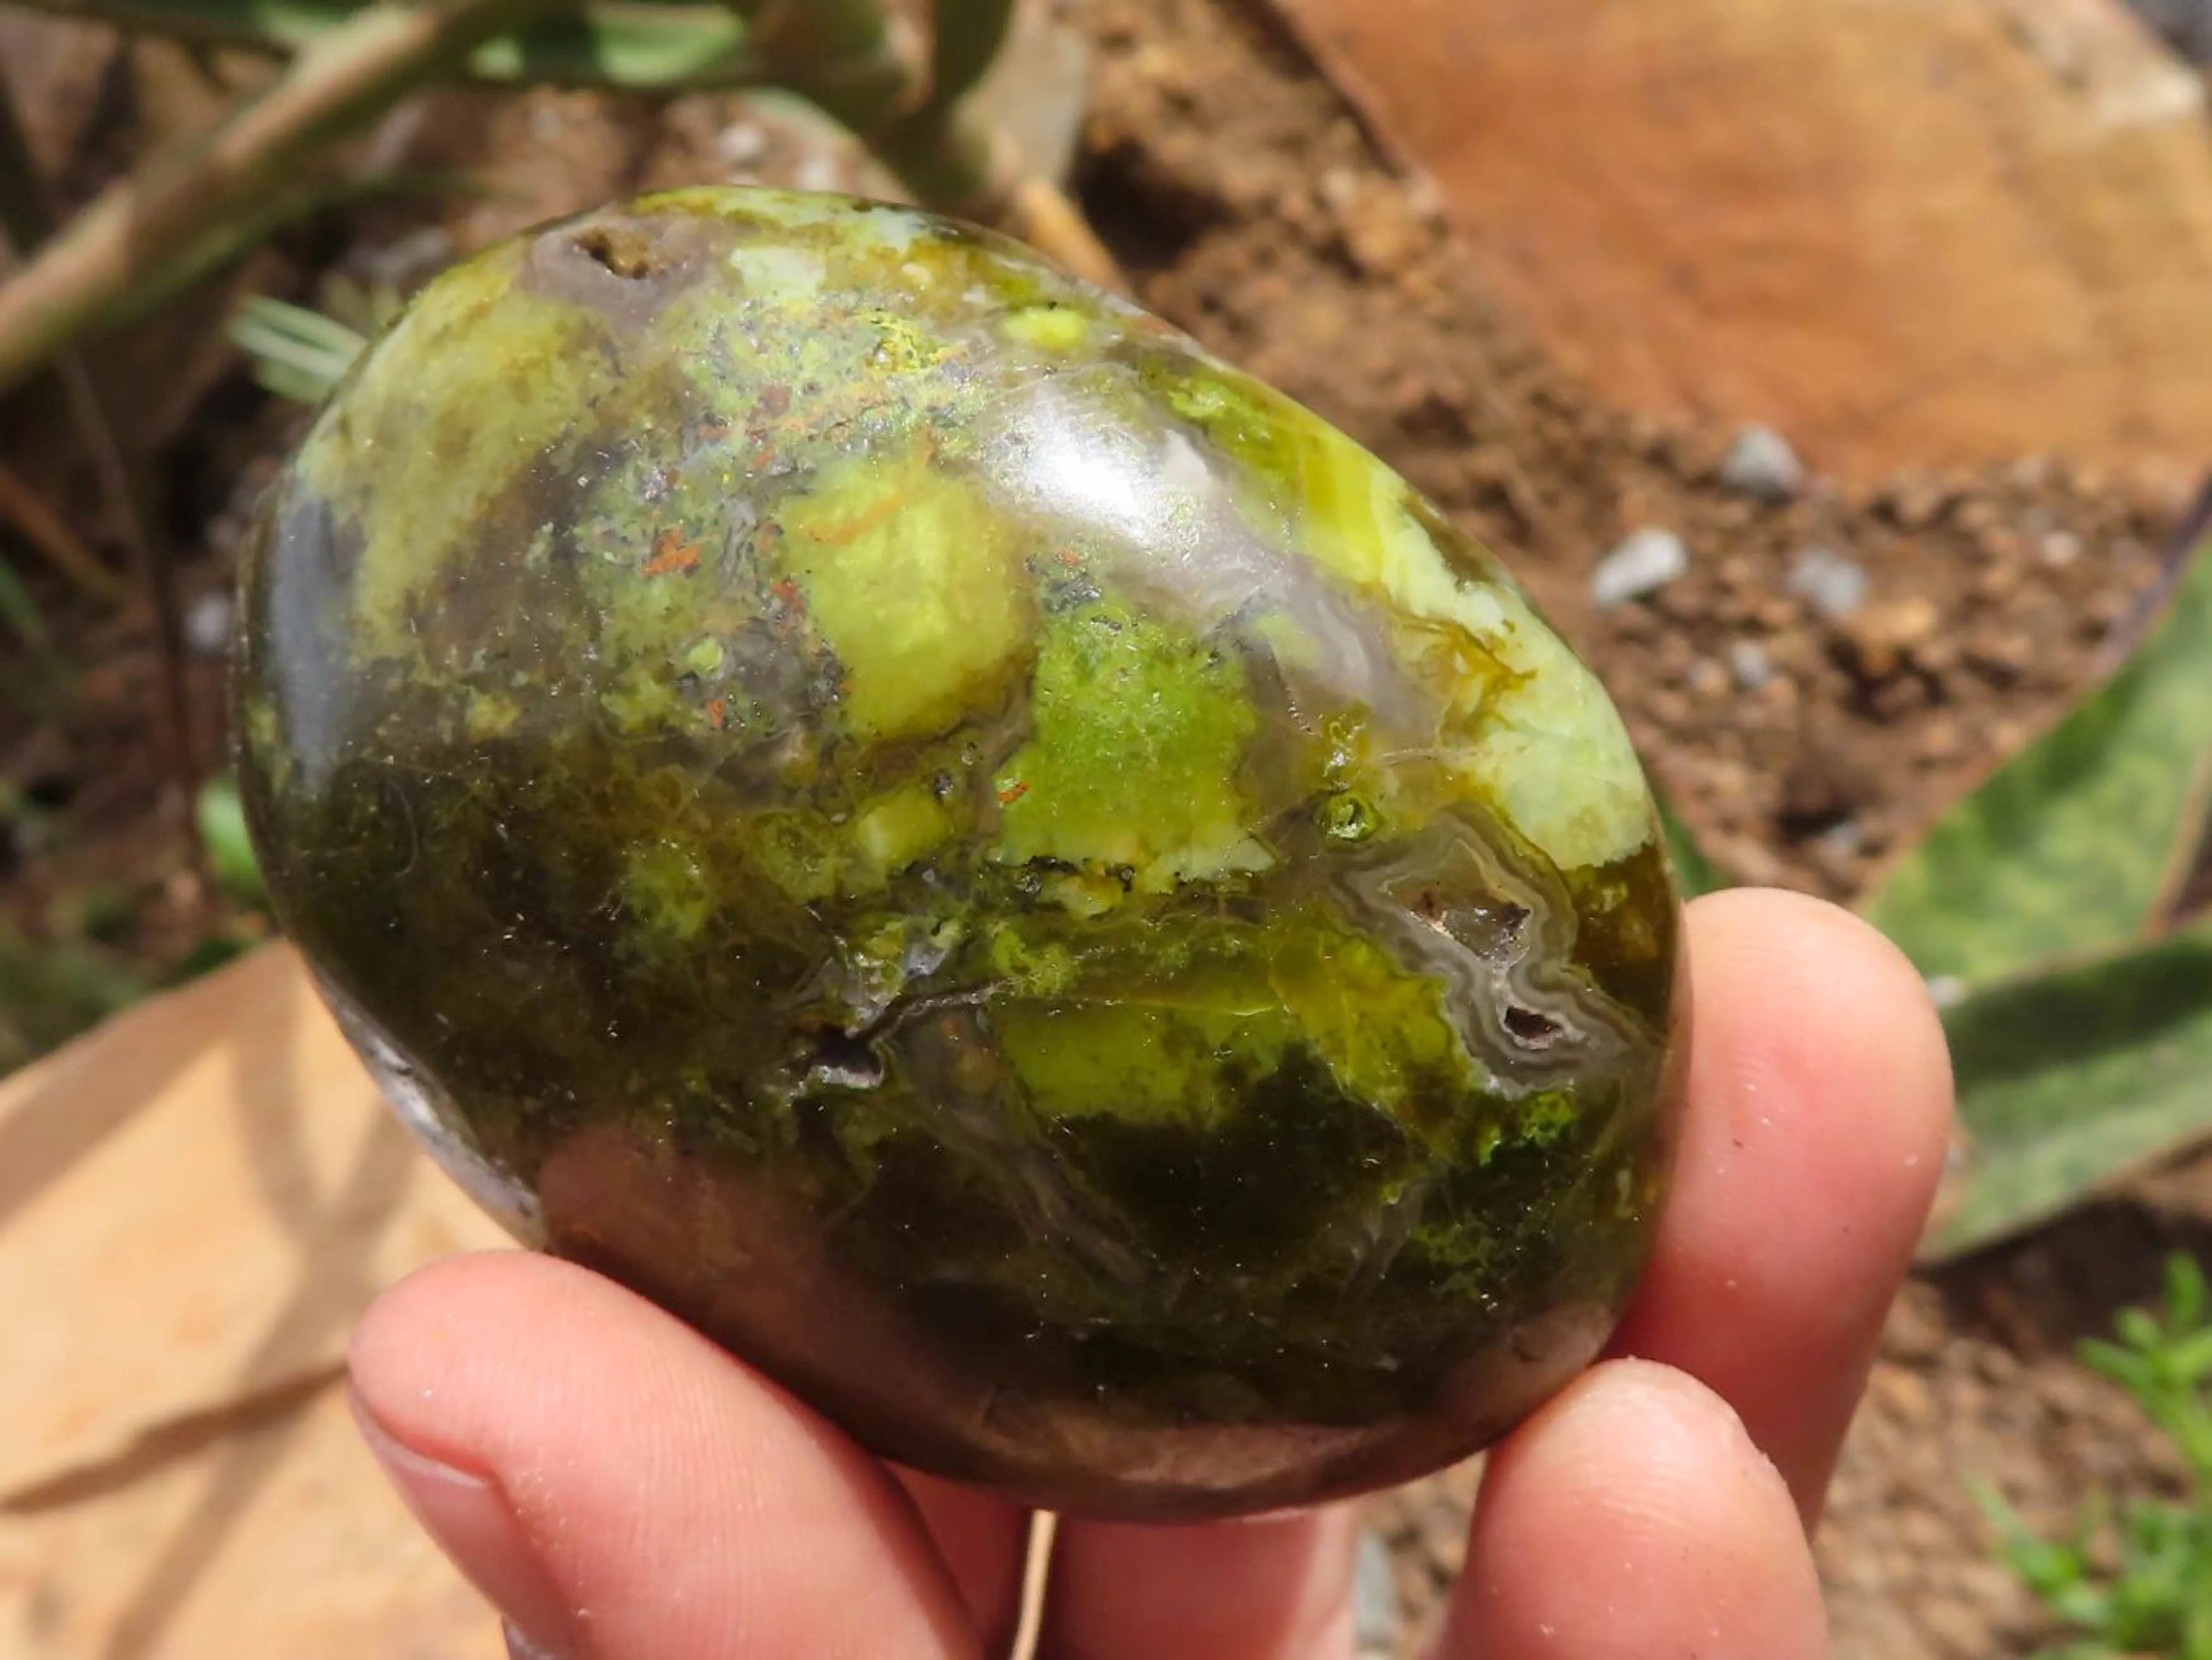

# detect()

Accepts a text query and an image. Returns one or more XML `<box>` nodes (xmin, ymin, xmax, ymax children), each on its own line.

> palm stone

<box><xmin>234</xmin><ymin>187</ymin><xmax>1688</xmax><ymax>1522</ymax></box>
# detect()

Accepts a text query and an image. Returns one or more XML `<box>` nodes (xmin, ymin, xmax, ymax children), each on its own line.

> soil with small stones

<box><xmin>1</xmin><ymin>0</ymin><xmax>2207</xmax><ymax>1654</ymax></box>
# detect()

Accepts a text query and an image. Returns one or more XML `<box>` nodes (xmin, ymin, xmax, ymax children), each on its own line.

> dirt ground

<box><xmin>3</xmin><ymin>0</ymin><xmax>2207</xmax><ymax>1653</ymax></box>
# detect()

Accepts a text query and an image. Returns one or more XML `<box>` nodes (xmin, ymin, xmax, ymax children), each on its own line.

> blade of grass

<box><xmin>0</xmin><ymin>0</ymin><xmax>568</xmax><ymax>398</ymax></box>
<box><xmin>1861</xmin><ymin>482</ymin><xmax>2212</xmax><ymax>986</ymax></box>
<box><xmin>0</xmin><ymin>553</ymin><xmax>49</xmax><ymax>650</ymax></box>
<box><xmin>229</xmin><ymin>293</ymin><xmax>365</xmax><ymax>404</ymax></box>
<box><xmin>0</xmin><ymin>461</ymin><xmax>131</xmax><ymax>606</ymax></box>
<box><xmin>15</xmin><ymin>0</ymin><xmax>769</xmax><ymax>90</ymax></box>
<box><xmin>1921</xmin><ymin>918</ymin><xmax>2212</xmax><ymax>1262</ymax></box>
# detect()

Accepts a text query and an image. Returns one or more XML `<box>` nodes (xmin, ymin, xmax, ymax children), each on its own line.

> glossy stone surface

<box><xmin>234</xmin><ymin>188</ymin><xmax>1687</xmax><ymax>1521</ymax></box>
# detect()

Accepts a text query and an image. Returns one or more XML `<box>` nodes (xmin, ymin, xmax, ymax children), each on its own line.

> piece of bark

<box><xmin>0</xmin><ymin>943</ymin><xmax>505</xmax><ymax>1502</ymax></box>
<box><xmin>1272</xmin><ymin>0</ymin><xmax>2212</xmax><ymax>483</ymax></box>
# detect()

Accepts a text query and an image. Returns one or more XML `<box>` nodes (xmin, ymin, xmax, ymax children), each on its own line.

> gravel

<box><xmin>1591</xmin><ymin>527</ymin><xmax>1689</xmax><ymax>607</ymax></box>
<box><xmin>183</xmin><ymin>590</ymin><xmax>235</xmax><ymax>660</ymax></box>
<box><xmin>1720</xmin><ymin>424</ymin><xmax>1807</xmax><ymax>503</ymax></box>
<box><xmin>1728</xmin><ymin>638</ymin><xmax>1777</xmax><ymax>690</ymax></box>
<box><xmin>1355</xmin><ymin>1526</ymin><xmax>1401</xmax><ymax>1657</ymax></box>
<box><xmin>1788</xmin><ymin>545</ymin><xmax>1870</xmax><ymax>622</ymax></box>
<box><xmin>716</xmin><ymin>121</ymin><xmax>769</xmax><ymax>167</ymax></box>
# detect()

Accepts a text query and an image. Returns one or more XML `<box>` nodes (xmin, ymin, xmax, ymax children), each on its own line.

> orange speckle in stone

<box><xmin>643</xmin><ymin>530</ymin><xmax>702</xmax><ymax>576</ymax></box>
<box><xmin>805</xmin><ymin>487</ymin><xmax>909</xmax><ymax>547</ymax></box>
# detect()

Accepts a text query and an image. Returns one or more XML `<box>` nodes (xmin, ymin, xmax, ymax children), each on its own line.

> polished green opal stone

<box><xmin>234</xmin><ymin>188</ymin><xmax>1687</xmax><ymax>1521</ymax></box>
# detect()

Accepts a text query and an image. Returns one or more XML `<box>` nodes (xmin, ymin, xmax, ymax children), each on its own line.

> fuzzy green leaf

<box><xmin>11</xmin><ymin>0</ymin><xmax>766</xmax><ymax>89</ymax></box>
<box><xmin>1862</xmin><ymin>495</ymin><xmax>2212</xmax><ymax>986</ymax></box>
<box><xmin>1923</xmin><ymin>920</ymin><xmax>2212</xmax><ymax>1262</ymax></box>
<box><xmin>195</xmin><ymin>776</ymin><xmax>268</xmax><ymax>907</ymax></box>
<box><xmin>0</xmin><ymin>931</ymin><xmax>145</xmax><ymax>1075</ymax></box>
<box><xmin>1983</xmin><ymin>1252</ymin><xmax>2212</xmax><ymax>1657</ymax></box>
<box><xmin>1657</xmin><ymin>793</ymin><xmax>1729</xmax><ymax>900</ymax></box>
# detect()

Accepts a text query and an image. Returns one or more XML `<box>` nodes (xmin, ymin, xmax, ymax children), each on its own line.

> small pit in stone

<box><xmin>571</xmin><ymin>224</ymin><xmax>664</xmax><ymax>280</ymax></box>
<box><xmin>805</xmin><ymin>1029</ymin><xmax>887</xmax><ymax>1090</ymax></box>
<box><xmin>1502</xmin><ymin>1005</ymin><xmax>1564</xmax><ymax>1047</ymax></box>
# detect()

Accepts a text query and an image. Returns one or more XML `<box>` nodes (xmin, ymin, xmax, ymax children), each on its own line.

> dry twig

<box><xmin>0</xmin><ymin>460</ymin><xmax>130</xmax><ymax>606</ymax></box>
<box><xmin>0</xmin><ymin>0</ymin><xmax>566</xmax><ymax>396</ymax></box>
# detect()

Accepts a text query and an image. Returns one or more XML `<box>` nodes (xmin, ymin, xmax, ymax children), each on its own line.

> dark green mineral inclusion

<box><xmin>234</xmin><ymin>188</ymin><xmax>1687</xmax><ymax>1520</ymax></box>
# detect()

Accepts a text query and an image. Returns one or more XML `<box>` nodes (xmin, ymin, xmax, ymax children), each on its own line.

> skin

<box><xmin>347</xmin><ymin>886</ymin><xmax>1952</xmax><ymax>1659</ymax></box>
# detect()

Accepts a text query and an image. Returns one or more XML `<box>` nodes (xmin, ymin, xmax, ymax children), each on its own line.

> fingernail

<box><xmin>349</xmin><ymin>1386</ymin><xmax>579</xmax><ymax>1657</ymax></box>
<box><xmin>505</xmin><ymin>1621</ymin><xmax>569</xmax><ymax>1660</ymax></box>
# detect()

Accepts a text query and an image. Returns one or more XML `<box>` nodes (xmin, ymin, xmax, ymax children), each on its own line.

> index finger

<box><xmin>1604</xmin><ymin>886</ymin><xmax>1953</xmax><ymax>1521</ymax></box>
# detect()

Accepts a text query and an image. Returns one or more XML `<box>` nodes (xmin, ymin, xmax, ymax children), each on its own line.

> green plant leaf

<box><xmin>1657</xmin><ymin>793</ymin><xmax>1729</xmax><ymax>900</ymax></box>
<box><xmin>1922</xmin><ymin>919</ymin><xmax>2212</xmax><ymax>1262</ymax></box>
<box><xmin>229</xmin><ymin>295</ymin><xmax>367</xmax><ymax>405</ymax></box>
<box><xmin>166</xmin><ymin>929</ymin><xmax>257</xmax><ymax>984</ymax></box>
<box><xmin>0</xmin><ymin>557</ymin><xmax>49</xmax><ymax>651</ymax></box>
<box><xmin>1980</xmin><ymin>1250</ymin><xmax>2212</xmax><ymax>1657</ymax></box>
<box><xmin>466</xmin><ymin>6</ymin><xmax>759</xmax><ymax>87</ymax></box>
<box><xmin>1862</xmin><ymin>487</ymin><xmax>2212</xmax><ymax>986</ymax></box>
<box><xmin>0</xmin><ymin>931</ymin><xmax>145</xmax><ymax>1075</ymax></box>
<box><xmin>13</xmin><ymin>0</ymin><xmax>766</xmax><ymax>88</ymax></box>
<box><xmin>196</xmin><ymin>776</ymin><xmax>268</xmax><ymax>907</ymax></box>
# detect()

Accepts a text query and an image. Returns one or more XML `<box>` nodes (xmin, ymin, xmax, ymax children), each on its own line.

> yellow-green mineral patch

<box><xmin>1162</xmin><ymin>360</ymin><xmax>1651</xmax><ymax>871</ymax></box>
<box><xmin>994</xmin><ymin>600</ymin><xmax>1270</xmax><ymax>891</ymax></box>
<box><xmin>295</xmin><ymin>240</ymin><xmax>608</xmax><ymax>665</ymax></box>
<box><xmin>781</xmin><ymin>448</ymin><xmax>1033</xmax><ymax>741</ymax></box>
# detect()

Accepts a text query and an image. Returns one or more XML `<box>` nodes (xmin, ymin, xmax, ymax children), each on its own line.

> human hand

<box><xmin>347</xmin><ymin>887</ymin><xmax>1952</xmax><ymax>1660</ymax></box>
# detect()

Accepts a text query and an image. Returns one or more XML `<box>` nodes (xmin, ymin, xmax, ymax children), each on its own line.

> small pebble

<box><xmin>794</xmin><ymin>152</ymin><xmax>843</xmax><ymax>193</ymax></box>
<box><xmin>1686</xmin><ymin>657</ymin><xmax>1730</xmax><ymax>699</ymax></box>
<box><xmin>183</xmin><ymin>590</ymin><xmax>234</xmax><ymax>659</ymax></box>
<box><xmin>1727</xmin><ymin>638</ymin><xmax>1775</xmax><ymax>690</ymax></box>
<box><xmin>1354</xmin><ymin>1527</ymin><xmax>1400</xmax><ymax>1658</ymax></box>
<box><xmin>1787</xmin><ymin>545</ymin><xmax>1869</xmax><ymax>622</ymax></box>
<box><xmin>717</xmin><ymin>121</ymin><xmax>769</xmax><ymax>167</ymax></box>
<box><xmin>1819</xmin><ymin>818</ymin><xmax>1866</xmax><ymax>860</ymax></box>
<box><xmin>1719</xmin><ymin>424</ymin><xmax>1806</xmax><ymax>503</ymax></box>
<box><xmin>1591</xmin><ymin>528</ymin><xmax>1689</xmax><ymax>607</ymax></box>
